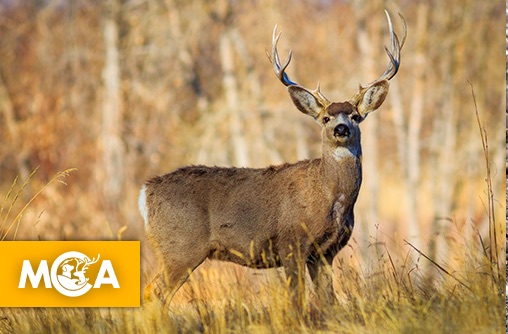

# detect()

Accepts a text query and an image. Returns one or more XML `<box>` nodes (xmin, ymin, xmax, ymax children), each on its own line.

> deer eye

<box><xmin>351</xmin><ymin>114</ymin><xmax>361</xmax><ymax>122</ymax></box>
<box><xmin>323</xmin><ymin>116</ymin><xmax>330</xmax><ymax>124</ymax></box>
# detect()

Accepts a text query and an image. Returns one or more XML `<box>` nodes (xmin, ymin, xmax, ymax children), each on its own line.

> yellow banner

<box><xmin>0</xmin><ymin>241</ymin><xmax>140</xmax><ymax>307</ymax></box>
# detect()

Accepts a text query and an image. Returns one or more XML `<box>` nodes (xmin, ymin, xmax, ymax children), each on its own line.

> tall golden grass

<box><xmin>0</xmin><ymin>229</ymin><xmax>502</xmax><ymax>333</ymax></box>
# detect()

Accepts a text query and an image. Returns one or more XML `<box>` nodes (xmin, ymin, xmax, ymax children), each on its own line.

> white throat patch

<box><xmin>333</xmin><ymin>146</ymin><xmax>358</xmax><ymax>161</ymax></box>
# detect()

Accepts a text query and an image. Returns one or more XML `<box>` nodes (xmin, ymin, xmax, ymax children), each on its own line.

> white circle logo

<box><xmin>50</xmin><ymin>251</ymin><xmax>100</xmax><ymax>297</ymax></box>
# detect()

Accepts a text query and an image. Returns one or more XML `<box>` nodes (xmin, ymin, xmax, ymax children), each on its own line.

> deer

<box><xmin>139</xmin><ymin>11</ymin><xmax>406</xmax><ymax>307</ymax></box>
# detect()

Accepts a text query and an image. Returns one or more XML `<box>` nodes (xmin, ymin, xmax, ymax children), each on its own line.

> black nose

<box><xmin>334</xmin><ymin>124</ymin><xmax>350</xmax><ymax>137</ymax></box>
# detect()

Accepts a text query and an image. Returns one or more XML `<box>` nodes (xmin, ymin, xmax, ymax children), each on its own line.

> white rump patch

<box><xmin>138</xmin><ymin>185</ymin><xmax>149</xmax><ymax>226</ymax></box>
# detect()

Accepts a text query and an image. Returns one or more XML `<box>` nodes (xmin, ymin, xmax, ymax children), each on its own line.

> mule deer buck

<box><xmin>139</xmin><ymin>11</ymin><xmax>406</xmax><ymax>307</ymax></box>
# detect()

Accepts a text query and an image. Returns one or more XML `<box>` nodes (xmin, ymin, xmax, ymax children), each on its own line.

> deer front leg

<box><xmin>306</xmin><ymin>194</ymin><xmax>351</xmax><ymax>306</ymax></box>
<box><xmin>307</xmin><ymin>253</ymin><xmax>335</xmax><ymax>306</ymax></box>
<box><xmin>282</xmin><ymin>248</ymin><xmax>307</xmax><ymax>310</ymax></box>
<box><xmin>333</xmin><ymin>194</ymin><xmax>355</xmax><ymax>251</ymax></box>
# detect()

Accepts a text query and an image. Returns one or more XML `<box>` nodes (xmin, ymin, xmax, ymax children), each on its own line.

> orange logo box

<box><xmin>0</xmin><ymin>241</ymin><xmax>140</xmax><ymax>307</ymax></box>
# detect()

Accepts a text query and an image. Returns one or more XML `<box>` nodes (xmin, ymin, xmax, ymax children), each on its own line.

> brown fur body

<box><xmin>144</xmin><ymin>149</ymin><xmax>361</xmax><ymax>271</ymax></box>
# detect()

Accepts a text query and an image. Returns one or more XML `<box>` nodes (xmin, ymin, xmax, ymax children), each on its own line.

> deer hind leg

<box><xmin>144</xmin><ymin>268</ymin><xmax>183</xmax><ymax>305</ymax></box>
<box><xmin>144</xmin><ymin>230</ymin><xmax>209</xmax><ymax>306</ymax></box>
<box><xmin>144</xmin><ymin>249</ymin><xmax>208</xmax><ymax>307</ymax></box>
<box><xmin>144</xmin><ymin>272</ymin><xmax>168</xmax><ymax>304</ymax></box>
<box><xmin>144</xmin><ymin>213</ymin><xmax>211</xmax><ymax>307</ymax></box>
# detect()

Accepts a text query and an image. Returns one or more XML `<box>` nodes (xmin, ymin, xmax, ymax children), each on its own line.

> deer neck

<box><xmin>319</xmin><ymin>141</ymin><xmax>362</xmax><ymax>205</ymax></box>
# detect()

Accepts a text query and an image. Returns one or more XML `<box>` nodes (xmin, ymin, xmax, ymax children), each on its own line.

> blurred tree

<box><xmin>219</xmin><ymin>12</ymin><xmax>250</xmax><ymax>167</ymax></box>
<box><xmin>352</xmin><ymin>0</ymin><xmax>382</xmax><ymax>246</ymax></box>
<box><xmin>0</xmin><ymin>0</ymin><xmax>503</xmax><ymax>260</ymax></box>
<box><xmin>100</xmin><ymin>0</ymin><xmax>124</xmax><ymax>204</ymax></box>
<box><xmin>0</xmin><ymin>71</ymin><xmax>29</xmax><ymax>182</ymax></box>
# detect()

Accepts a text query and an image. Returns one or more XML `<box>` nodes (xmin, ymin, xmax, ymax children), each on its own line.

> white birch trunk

<box><xmin>220</xmin><ymin>30</ymin><xmax>249</xmax><ymax>167</ymax></box>
<box><xmin>101</xmin><ymin>0</ymin><xmax>124</xmax><ymax>202</ymax></box>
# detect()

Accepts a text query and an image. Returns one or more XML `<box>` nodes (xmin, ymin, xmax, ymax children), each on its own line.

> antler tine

<box><xmin>398</xmin><ymin>12</ymin><xmax>408</xmax><ymax>49</ymax></box>
<box><xmin>360</xmin><ymin>11</ymin><xmax>406</xmax><ymax>89</ymax></box>
<box><xmin>268</xmin><ymin>24</ymin><xmax>331</xmax><ymax>106</ymax></box>
<box><xmin>269</xmin><ymin>25</ymin><xmax>297</xmax><ymax>87</ymax></box>
<box><xmin>383</xmin><ymin>10</ymin><xmax>404</xmax><ymax>80</ymax></box>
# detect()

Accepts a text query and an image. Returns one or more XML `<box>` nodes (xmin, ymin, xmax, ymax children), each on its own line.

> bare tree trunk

<box><xmin>388</xmin><ymin>3</ymin><xmax>428</xmax><ymax>266</ymax></box>
<box><xmin>428</xmin><ymin>78</ymin><xmax>457</xmax><ymax>267</ymax></box>
<box><xmin>229</xmin><ymin>27</ymin><xmax>273</xmax><ymax>166</ymax></box>
<box><xmin>220</xmin><ymin>29</ymin><xmax>249</xmax><ymax>167</ymax></box>
<box><xmin>354</xmin><ymin>0</ymin><xmax>381</xmax><ymax>248</ymax></box>
<box><xmin>389</xmin><ymin>80</ymin><xmax>406</xmax><ymax>170</ymax></box>
<box><xmin>228</xmin><ymin>28</ymin><xmax>262</xmax><ymax>107</ymax></box>
<box><xmin>100</xmin><ymin>0</ymin><xmax>124</xmax><ymax>203</ymax></box>
<box><xmin>406</xmin><ymin>2</ymin><xmax>428</xmax><ymax>251</ymax></box>
<box><xmin>428</xmin><ymin>57</ymin><xmax>460</xmax><ymax>281</ymax></box>
<box><xmin>0</xmin><ymin>72</ymin><xmax>29</xmax><ymax>181</ymax></box>
<box><xmin>428</xmin><ymin>3</ymin><xmax>470</xmax><ymax>274</ymax></box>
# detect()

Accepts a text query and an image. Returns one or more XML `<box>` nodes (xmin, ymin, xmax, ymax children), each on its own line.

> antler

<box><xmin>350</xmin><ymin>11</ymin><xmax>407</xmax><ymax>105</ymax></box>
<box><xmin>268</xmin><ymin>25</ymin><xmax>331</xmax><ymax>107</ymax></box>
<box><xmin>268</xmin><ymin>25</ymin><xmax>297</xmax><ymax>87</ymax></box>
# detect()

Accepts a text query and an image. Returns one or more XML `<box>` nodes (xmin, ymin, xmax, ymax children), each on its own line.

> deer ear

<box><xmin>357</xmin><ymin>80</ymin><xmax>389</xmax><ymax>117</ymax></box>
<box><xmin>287</xmin><ymin>85</ymin><xmax>323</xmax><ymax>119</ymax></box>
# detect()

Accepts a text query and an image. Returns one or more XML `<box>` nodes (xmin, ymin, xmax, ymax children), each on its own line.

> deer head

<box><xmin>268</xmin><ymin>11</ymin><xmax>406</xmax><ymax>153</ymax></box>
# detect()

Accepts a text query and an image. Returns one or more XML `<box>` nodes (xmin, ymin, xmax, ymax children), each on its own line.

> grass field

<box><xmin>0</xmin><ymin>235</ymin><xmax>503</xmax><ymax>333</ymax></box>
<box><xmin>0</xmin><ymin>181</ymin><xmax>504</xmax><ymax>334</ymax></box>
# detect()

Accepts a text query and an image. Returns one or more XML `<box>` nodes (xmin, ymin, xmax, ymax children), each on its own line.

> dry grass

<box><xmin>0</xmin><ymin>234</ymin><xmax>503</xmax><ymax>333</ymax></box>
<box><xmin>0</xmin><ymin>171</ymin><xmax>503</xmax><ymax>333</ymax></box>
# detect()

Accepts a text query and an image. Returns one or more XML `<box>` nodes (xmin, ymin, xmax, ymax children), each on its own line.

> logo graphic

<box><xmin>19</xmin><ymin>251</ymin><xmax>120</xmax><ymax>298</ymax></box>
<box><xmin>0</xmin><ymin>241</ymin><xmax>140</xmax><ymax>307</ymax></box>
<box><xmin>52</xmin><ymin>252</ymin><xmax>100</xmax><ymax>297</ymax></box>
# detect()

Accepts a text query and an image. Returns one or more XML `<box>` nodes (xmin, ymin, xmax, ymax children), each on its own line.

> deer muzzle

<box><xmin>333</xmin><ymin>124</ymin><xmax>350</xmax><ymax>138</ymax></box>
